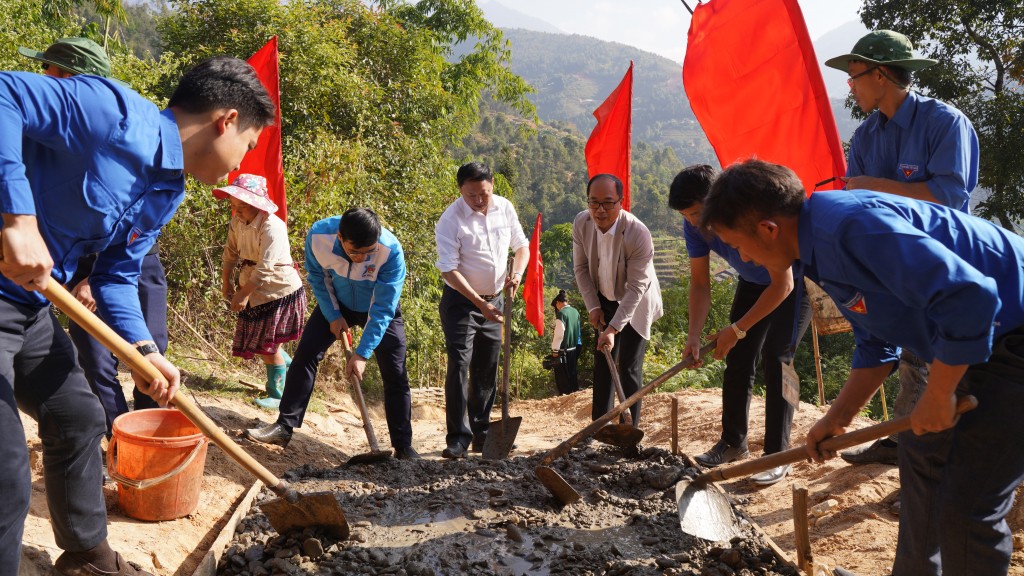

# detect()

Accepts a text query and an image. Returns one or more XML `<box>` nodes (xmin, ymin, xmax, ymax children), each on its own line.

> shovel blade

<box><xmin>344</xmin><ymin>450</ymin><xmax>392</xmax><ymax>467</ymax></box>
<box><xmin>481</xmin><ymin>416</ymin><xmax>522</xmax><ymax>460</ymax></box>
<box><xmin>674</xmin><ymin>478</ymin><xmax>739</xmax><ymax>542</ymax></box>
<box><xmin>593</xmin><ymin>424</ymin><xmax>644</xmax><ymax>450</ymax></box>
<box><xmin>536</xmin><ymin>465</ymin><xmax>581</xmax><ymax>505</ymax></box>
<box><xmin>261</xmin><ymin>491</ymin><xmax>350</xmax><ymax>540</ymax></box>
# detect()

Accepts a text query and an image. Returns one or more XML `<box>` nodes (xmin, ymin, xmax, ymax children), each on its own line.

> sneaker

<box><xmin>244</xmin><ymin>422</ymin><xmax>293</xmax><ymax>447</ymax></box>
<box><xmin>441</xmin><ymin>443</ymin><xmax>467</xmax><ymax>459</ymax></box>
<box><xmin>750</xmin><ymin>464</ymin><xmax>791</xmax><ymax>486</ymax></box>
<box><xmin>394</xmin><ymin>446</ymin><xmax>422</xmax><ymax>460</ymax></box>
<box><xmin>840</xmin><ymin>438</ymin><xmax>898</xmax><ymax>466</ymax></box>
<box><xmin>695</xmin><ymin>439</ymin><xmax>749</xmax><ymax>468</ymax></box>
<box><xmin>54</xmin><ymin>551</ymin><xmax>154</xmax><ymax>575</ymax></box>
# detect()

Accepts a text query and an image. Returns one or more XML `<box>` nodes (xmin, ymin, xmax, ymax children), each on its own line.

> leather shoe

<box><xmin>695</xmin><ymin>439</ymin><xmax>749</xmax><ymax>468</ymax></box>
<box><xmin>441</xmin><ymin>443</ymin><xmax>467</xmax><ymax>459</ymax></box>
<box><xmin>55</xmin><ymin>551</ymin><xmax>154</xmax><ymax>575</ymax></box>
<box><xmin>840</xmin><ymin>438</ymin><xmax>898</xmax><ymax>465</ymax></box>
<box><xmin>394</xmin><ymin>446</ymin><xmax>422</xmax><ymax>460</ymax></box>
<box><xmin>245</xmin><ymin>422</ymin><xmax>293</xmax><ymax>447</ymax></box>
<box><xmin>750</xmin><ymin>464</ymin><xmax>791</xmax><ymax>486</ymax></box>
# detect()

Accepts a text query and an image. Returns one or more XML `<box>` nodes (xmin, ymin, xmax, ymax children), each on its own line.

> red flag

<box><xmin>230</xmin><ymin>36</ymin><xmax>287</xmax><ymax>222</ymax></box>
<box><xmin>522</xmin><ymin>213</ymin><xmax>544</xmax><ymax>336</ymax></box>
<box><xmin>585</xmin><ymin>62</ymin><xmax>633</xmax><ymax>211</ymax></box>
<box><xmin>683</xmin><ymin>0</ymin><xmax>846</xmax><ymax>195</ymax></box>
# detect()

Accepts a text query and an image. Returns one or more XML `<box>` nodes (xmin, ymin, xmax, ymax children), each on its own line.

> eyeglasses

<box><xmin>587</xmin><ymin>199</ymin><xmax>621</xmax><ymax>211</ymax></box>
<box><xmin>846</xmin><ymin>66</ymin><xmax>878</xmax><ymax>88</ymax></box>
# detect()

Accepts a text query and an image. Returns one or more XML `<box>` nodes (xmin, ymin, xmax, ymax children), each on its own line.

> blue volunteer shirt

<box><xmin>305</xmin><ymin>217</ymin><xmax>406</xmax><ymax>359</ymax></box>
<box><xmin>847</xmin><ymin>91</ymin><xmax>979</xmax><ymax>212</ymax></box>
<box><xmin>797</xmin><ymin>191</ymin><xmax>1024</xmax><ymax>370</ymax></box>
<box><xmin>0</xmin><ymin>72</ymin><xmax>185</xmax><ymax>343</ymax></box>
<box><xmin>683</xmin><ymin>219</ymin><xmax>771</xmax><ymax>285</ymax></box>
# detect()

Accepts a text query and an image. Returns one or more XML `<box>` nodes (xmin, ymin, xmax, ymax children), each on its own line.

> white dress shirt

<box><xmin>596</xmin><ymin>216</ymin><xmax>620</xmax><ymax>303</ymax></box>
<box><xmin>435</xmin><ymin>194</ymin><xmax>529</xmax><ymax>295</ymax></box>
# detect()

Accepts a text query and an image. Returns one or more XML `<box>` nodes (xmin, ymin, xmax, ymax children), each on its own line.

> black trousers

<box><xmin>720</xmin><ymin>278</ymin><xmax>810</xmax><ymax>454</ymax></box>
<box><xmin>553</xmin><ymin>347</ymin><xmax>579</xmax><ymax>395</ymax></box>
<box><xmin>592</xmin><ymin>296</ymin><xmax>648</xmax><ymax>425</ymax></box>
<box><xmin>0</xmin><ymin>298</ymin><xmax>108</xmax><ymax>568</ymax></box>
<box><xmin>68</xmin><ymin>252</ymin><xmax>165</xmax><ymax>437</ymax></box>
<box><xmin>439</xmin><ymin>285</ymin><xmax>502</xmax><ymax>449</ymax></box>
<box><xmin>277</xmin><ymin>304</ymin><xmax>413</xmax><ymax>449</ymax></box>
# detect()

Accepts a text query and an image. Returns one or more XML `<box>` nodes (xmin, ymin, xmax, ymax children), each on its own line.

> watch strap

<box><xmin>135</xmin><ymin>342</ymin><xmax>160</xmax><ymax>356</ymax></box>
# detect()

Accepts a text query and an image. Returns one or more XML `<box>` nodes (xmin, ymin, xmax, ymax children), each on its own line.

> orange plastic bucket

<box><xmin>108</xmin><ymin>408</ymin><xmax>209</xmax><ymax>521</ymax></box>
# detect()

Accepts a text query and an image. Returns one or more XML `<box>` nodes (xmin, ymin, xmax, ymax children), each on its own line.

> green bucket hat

<box><xmin>824</xmin><ymin>30</ymin><xmax>938</xmax><ymax>73</ymax></box>
<box><xmin>18</xmin><ymin>37</ymin><xmax>112</xmax><ymax>77</ymax></box>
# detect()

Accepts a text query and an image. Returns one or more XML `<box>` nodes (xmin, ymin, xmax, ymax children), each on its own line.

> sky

<box><xmin>492</xmin><ymin>0</ymin><xmax>863</xmax><ymax>65</ymax></box>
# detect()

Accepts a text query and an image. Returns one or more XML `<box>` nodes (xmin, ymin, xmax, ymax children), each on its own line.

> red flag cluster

<box><xmin>522</xmin><ymin>213</ymin><xmax>545</xmax><ymax>336</ymax></box>
<box><xmin>585</xmin><ymin>61</ymin><xmax>634</xmax><ymax>211</ymax></box>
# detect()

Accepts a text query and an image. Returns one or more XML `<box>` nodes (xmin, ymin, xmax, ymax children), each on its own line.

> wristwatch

<box><xmin>135</xmin><ymin>342</ymin><xmax>160</xmax><ymax>356</ymax></box>
<box><xmin>730</xmin><ymin>323</ymin><xmax>747</xmax><ymax>340</ymax></box>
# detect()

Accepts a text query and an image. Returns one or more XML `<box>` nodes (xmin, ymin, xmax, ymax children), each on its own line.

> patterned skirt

<box><xmin>232</xmin><ymin>286</ymin><xmax>307</xmax><ymax>359</ymax></box>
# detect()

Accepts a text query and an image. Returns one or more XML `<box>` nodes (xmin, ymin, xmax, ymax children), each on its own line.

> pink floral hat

<box><xmin>212</xmin><ymin>174</ymin><xmax>278</xmax><ymax>214</ymax></box>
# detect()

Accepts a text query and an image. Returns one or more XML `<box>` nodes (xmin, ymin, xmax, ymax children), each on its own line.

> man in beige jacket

<box><xmin>573</xmin><ymin>174</ymin><xmax>663</xmax><ymax>424</ymax></box>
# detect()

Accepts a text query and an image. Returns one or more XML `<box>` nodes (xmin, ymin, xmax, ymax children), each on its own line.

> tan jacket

<box><xmin>572</xmin><ymin>210</ymin><xmax>663</xmax><ymax>339</ymax></box>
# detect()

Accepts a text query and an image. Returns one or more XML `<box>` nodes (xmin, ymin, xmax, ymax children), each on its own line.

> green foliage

<box><xmin>0</xmin><ymin>0</ymin><xmax>80</xmax><ymax>72</ymax></box>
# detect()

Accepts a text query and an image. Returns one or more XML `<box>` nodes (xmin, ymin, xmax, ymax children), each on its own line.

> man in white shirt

<box><xmin>435</xmin><ymin>162</ymin><xmax>529</xmax><ymax>459</ymax></box>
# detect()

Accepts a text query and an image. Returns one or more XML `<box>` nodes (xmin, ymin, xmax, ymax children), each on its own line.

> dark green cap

<box><xmin>18</xmin><ymin>37</ymin><xmax>112</xmax><ymax>77</ymax></box>
<box><xmin>824</xmin><ymin>30</ymin><xmax>938</xmax><ymax>73</ymax></box>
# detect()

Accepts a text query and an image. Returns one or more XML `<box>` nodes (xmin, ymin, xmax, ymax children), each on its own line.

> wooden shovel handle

<box><xmin>698</xmin><ymin>394</ymin><xmax>979</xmax><ymax>483</ymax></box>
<box><xmin>603</xmin><ymin>347</ymin><xmax>633</xmax><ymax>426</ymax></box>
<box><xmin>340</xmin><ymin>332</ymin><xmax>381</xmax><ymax>452</ymax></box>
<box><xmin>42</xmin><ymin>281</ymin><xmax>290</xmax><ymax>497</ymax></box>
<box><xmin>539</xmin><ymin>342</ymin><xmax>717</xmax><ymax>466</ymax></box>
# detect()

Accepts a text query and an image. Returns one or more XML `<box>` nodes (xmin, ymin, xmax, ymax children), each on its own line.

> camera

<box><xmin>542</xmin><ymin>352</ymin><xmax>564</xmax><ymax>370</ymax></box>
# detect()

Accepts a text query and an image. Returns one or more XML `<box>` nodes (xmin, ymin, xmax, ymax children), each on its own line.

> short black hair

<box><xmin>587</xmin><ymin>173</ymin><xmax>623</xmax><ymax>198</ymax></box>
<box><xmin>701</xmin><ymin>159</ymin><xmax>806</xmax><ymax>231</ymax></box>
<box><xmin>880</xmin><ymin>64</ymin><xmax>913</xmax><ymax>87</ymax></box>
<box><xmin>667</xmin><ymin>165</ymin><xmax>717</xmax><ymax>210</ymax></box>
<box><xmin>168</xmin><ymin>56</ymin><xmax>275</xmax><ymax>131</ymax></box>
<box><xmin>338</xmin><ymin>207</ymin><xmax>382</xmax><ymax>248</ymax></box>
<box><xmin>550</xmin><ymin>289</ymin><xmax>568</xmax><ymax>309</ymax></box>
<box><xmin>456</xmin><ymin>162</ymin><xmax>493</xmax><ymax>187</ymax></box>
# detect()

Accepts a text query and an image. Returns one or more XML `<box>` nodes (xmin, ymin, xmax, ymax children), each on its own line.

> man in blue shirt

<box><xmin>825</xmin><ymin>30</ymin><xmax>980</xmax><ymax>465</ymax></box>
<box><xmin>701</xmin><ymin>158</ymin><xmax>1024</xmax><ymax>576</ymax></box>
<box><xmin>669</xmin><ymin>165</ymin><xmax>810</xmax><ymax>486</ymax></box>
<box><xmin>0</xmin><ymin>57</ymin><xmax>274</xmax><ymax>574</ymax></box>
<box><xmin>246</xmin><ymin>208</ymin><xmax>419</xmax><ymax>460</ymax></box>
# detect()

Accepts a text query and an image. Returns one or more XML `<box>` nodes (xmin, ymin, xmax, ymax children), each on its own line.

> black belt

<box><xmin>241</xmin><ymin>259</ymin><xmax>258</xmax><ymax>267</ymax></box>
<box><xmin>478</xmin><ymin>293</ymin><xmax>500</xmax><ymax>301</ymax></box>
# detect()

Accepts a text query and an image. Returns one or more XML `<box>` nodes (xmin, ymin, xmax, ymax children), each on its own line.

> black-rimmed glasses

<box><xmin>587</xmin><ymin>199</ymin><xmax>621</xmax><ymax>211</ymax></box>
<box><xmin>846</xmin><ymin>66</ymin><xmax>878</xmax><ymax>88</ymax></box>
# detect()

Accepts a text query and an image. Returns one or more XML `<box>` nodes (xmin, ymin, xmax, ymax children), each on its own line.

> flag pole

<box><xmin>680</xmin><ymin>0</ymin><xmax>693</xmax><ymax>15</ymax></box>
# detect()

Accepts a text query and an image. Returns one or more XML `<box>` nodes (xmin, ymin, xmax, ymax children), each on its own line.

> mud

<box><xmin>217</xmin><ymin>444</ymin><xmax>799</xmax><ymax>576</ymax></box>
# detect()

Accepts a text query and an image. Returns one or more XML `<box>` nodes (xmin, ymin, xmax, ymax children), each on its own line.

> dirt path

<box><xmin>18</xmin><ymin>371</ymin><xmax>1024</xmax><ymax>575</ymax></box>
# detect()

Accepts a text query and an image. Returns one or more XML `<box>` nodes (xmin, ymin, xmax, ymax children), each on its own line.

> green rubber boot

<box><xmin>280</xmin><ymin>349</ymin><xmax>292</xmax><ymax>368</ymax></box>
<box><xmin>255</xmin><ymin>363</ymin><xmax>287</xmax><ymax>410</ymax></box>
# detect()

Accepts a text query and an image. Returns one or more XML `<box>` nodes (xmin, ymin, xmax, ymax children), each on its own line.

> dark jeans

<box><xmin>277</xmin><ymin>305</ymin><xmax>413</xmax><ymax>449</ymax></box>
<box><xmin>720</xmin><ymin>278</ymin><xmax>811</xmax><ymax>454</ymax></box>
<box><xmin>553</xmin><ymin>347</ymin><xmax>580</xmax><ymax>395</ymax></box>
<box><xmin>893</xmin><ymin>327</ymin><xmax>1024</xmax><ymax>576</ymax></box>
<box><xmin>440</xmin><ymin>285</ymin><xmax>502</xmax><ymax>449</ymax></box>
<box><xmin>592</xmin><ymin>296</ymin><xmax>647</xmax><ymax>425</ymax></box>
<box><xmin>0</xmin><ymin>298</ymin><xmax>108</xmax><ymax>569</ymax></box>
<box><xmin>68</xmin><ymin>252</ymin><xmax>166</xmax><ymax>437</ymax></box>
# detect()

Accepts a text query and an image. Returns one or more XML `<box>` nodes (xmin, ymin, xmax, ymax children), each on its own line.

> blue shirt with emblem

<box><xmin>0</xmin><ymin>72</ymin><xmax>184</xmax><ymax>343</ymax></box>
<box><xmin>683</xmin><ymin>219</ymin><xmax>771</xmax><ymax>285</ymax></box>
<box><xmin>797</xmin><ymin>191</ymin><xmax>1024</xmax><ymax>370</ymax></box>
<box><xmin>847</xmin><ymin>91</ymin><xmax>979</xmax><ymax>213</ymax></box>
<box><xmin>305</xmin><ymin>216</ymin><xmax>405</xmax><ymax>359</ymax></box>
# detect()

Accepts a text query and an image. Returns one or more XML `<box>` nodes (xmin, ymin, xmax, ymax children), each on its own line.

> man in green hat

<box><xmin>823</xmin><ymin>31</ymin><xmax>980</xmax><ymax>470</ymax></box>
<box><xmin>18</xmin><ymin>37</ymin><xmax>113</xmax><ymax>79</ymax></box>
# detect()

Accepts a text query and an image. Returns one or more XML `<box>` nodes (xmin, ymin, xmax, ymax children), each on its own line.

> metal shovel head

<box><xmin>344</xmin><ymin>450</ymin><xmax>392</xmax><ymax>466</ymax></box>
<box><xmin>593</xmin><ymin>423</ymin><xmax>644</xmax><ymax>450</ymax></box>
<box><xmin>536</xmin><ymin>465</ymin><xmax>581</xmax><ymax>505</ymax></box>
<box><xmin>481</xmin><ymin>416</ymin><xmax>522</xmax><ymax>460</ymax></box>
<box><xmin>674</xmin><ymin>478</ymin><xmax>740</xmax><ymax>542</ymax></box>
<box><xmin>261</xmin><ymin>490</ymin><xmax>351</xmax><ymax>540</ymax></box>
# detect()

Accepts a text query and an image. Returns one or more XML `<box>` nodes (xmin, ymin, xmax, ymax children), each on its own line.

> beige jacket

<box><xmin>572</xmin><ymin>210</ymin><xmax>663</xmax><ymax>339</ymax></box>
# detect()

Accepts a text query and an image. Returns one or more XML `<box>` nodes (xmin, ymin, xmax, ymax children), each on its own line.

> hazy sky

<box><xmin>497</xmin><ymin>0</ymin><xmax>863</xmax><ymax>64</ymax></box>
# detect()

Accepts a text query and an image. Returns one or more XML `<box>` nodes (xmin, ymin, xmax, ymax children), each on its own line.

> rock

<box><xmin>404</xmin><ymin>561</ymin><xmax>435</xmax><ymax>576</ymax></box>
<box><xmin>244</xmin><ymin>544</ymin><xmax>265</xmax><ymax>563</ymax></box>
<box><xmin>720</xmin><ymin>548</ymin><xmax>742</xmax><ymax>568</ymax></box>
<box><xmin>368</xmin><ymin>549</ymin><xmax>389</xmax><ymax>566</ymax></box>
<box><xmin>641</xmin><ymin>536</ymin><xmax>661</xmax><ymax>546</ymax></box>
<box><xmin>506</xmin><ymin>523</ymin><xmax>525</xmax><ymax>543</ymax></box>
<box><xmin>655</xmin><ymin>556</ymin><xmax>681</xmax><ymax>569</ymax></box>
<box><xmin>354</xmin><ymin>520</ymin><xmax>373</xmax><ymax>528</ymax></box>
<box><xmin>302</xmin><ymin>538</ymin><xmax>324</xmax><ymax>560</ymax></box>
<box><xmin>646</xmin><ymin>466</ymin><xmax>682</xmax><ymax>490</ymax></box>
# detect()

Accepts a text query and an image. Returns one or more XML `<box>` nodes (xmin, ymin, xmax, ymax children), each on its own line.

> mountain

<box><xmin>479</xmin><ymin>0</ymin><xmax>562</xmax><ymax>34</ymax></box>
<box><xmin>812</xmin><ymin>19</ymin><xmax>869</xmax><ymax>98</ymax></box>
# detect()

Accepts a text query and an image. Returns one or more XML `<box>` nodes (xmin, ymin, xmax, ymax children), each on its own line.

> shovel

<box><xmin>482</xmin><ymin>285</ymin><xmax>522</xmax><ymax>460</ymax></box>
<box><xmin>42</xmin><ymin>281</ymin><xmax>351</xmax><ymax>539</ymax></box>
<box><xmin>536</xmin><ymin>342</ymin><xmax>718</xmax><ymax>505</ymax></box>
<box><xmin>675</xmin><ymin>394</ymin><xmax>979</xmax><ymax>541</ymax></box>
<box><xmin>593</xmin><ymin>347</ymin><xmax>644</xmax><ymax>450</ymax></box>
<box><xmin>340</xmin><ymin>333</ymin><xmax>392</xmax><ymax>466</ymax></box>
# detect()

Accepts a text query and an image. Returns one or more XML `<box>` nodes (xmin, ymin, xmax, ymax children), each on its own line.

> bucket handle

<box><xmin>107</xmin><ymin>435</ymin><xmax>208</xmax><ymax>490</ymax></box>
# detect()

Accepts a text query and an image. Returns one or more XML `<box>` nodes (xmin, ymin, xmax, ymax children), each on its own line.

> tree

<box><xmin>860</xmin><ymin>0</ymin><xmax>1024</xmax><ymax>228</ymax></box>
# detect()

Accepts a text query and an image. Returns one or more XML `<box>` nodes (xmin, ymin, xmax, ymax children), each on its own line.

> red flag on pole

<box><xmin>683</xmin><ymin>0</ymin><xmax>846</xmax><ymax>195</ymax></box>
<box><xmin>230</xmin><ymin>36</ymin><xmax>287</xmax><ymax>221</ymax></box>
<box><xmin>585</xmin><ymin>61</ymin><xmax>634</xmax><ymax>211</ymax></box>
<box><xmin>522</xmin><ymin>213</ymin><xmax>544</xmax><ymax>337</ymax></box>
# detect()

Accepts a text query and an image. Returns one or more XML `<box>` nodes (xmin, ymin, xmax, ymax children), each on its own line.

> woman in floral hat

<box><xmin>216</xmin><ymin>174</ymin><xmax>306</xmax><ymax>409</ymax></box>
